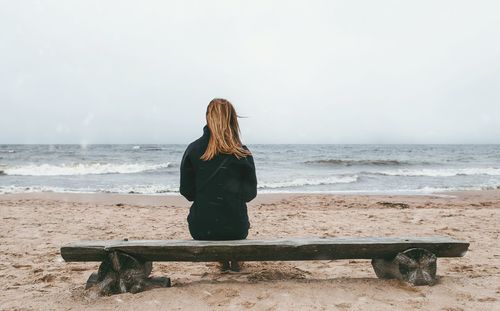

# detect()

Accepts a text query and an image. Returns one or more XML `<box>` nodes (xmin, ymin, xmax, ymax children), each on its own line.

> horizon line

<box><xmin>1</xmin><ymin>143</ymin><xmax>500</xmax><ymax>146</ymax></box>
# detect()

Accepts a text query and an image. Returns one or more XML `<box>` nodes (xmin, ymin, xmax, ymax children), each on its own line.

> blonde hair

<box><xmin>200</xmin><ymin>98</ymin><xmax>251</xmax><ymax>161</ymax></box>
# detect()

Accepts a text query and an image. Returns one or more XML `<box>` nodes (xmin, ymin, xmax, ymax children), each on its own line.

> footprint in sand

<box><xmin>335</xmin><ymin>302</ymin><xmax>352</xmax><ymax>310</ymax></box>
<box><xmin>240</xmin><ymin>301</ymin><xmax>256</xmax><ymax>308</ymax></box>
<box><xmin>12</xmin><ymin>264</ymin><xmax>32</xmax><ymax>269</ymax></box>
<box><xmin>477</xmin><ymin>297</ymin><xmax>497</xmax><ymax>302</ymax></box>
<box><xmin>38</xmin><ymin>274</ymin><xmax>55</xmax><ymax>282</ymax></box>
<box><xmin>204</xmin><ymin>288</ymin><xmax>240</xmax><ymax>306</ymax></box>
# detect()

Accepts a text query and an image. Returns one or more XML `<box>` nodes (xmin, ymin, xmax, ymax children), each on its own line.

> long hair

<box><xmin>200</xmin><ymin>98</ymin><xmax>251</xmax><ymax>161</ymax></box>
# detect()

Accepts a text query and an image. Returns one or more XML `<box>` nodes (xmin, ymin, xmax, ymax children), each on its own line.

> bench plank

<box><xmin>61</xmin><ymin>236</ymin><xmax>469</xmax><ymax>262</ymax></box>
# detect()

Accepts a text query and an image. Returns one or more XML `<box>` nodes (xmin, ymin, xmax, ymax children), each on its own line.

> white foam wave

<box><xmin>102</xmin><ymin>184</ymin><xmax>179</xmax><ymax>194</ymax></box>
<box><xmin>373</xmin><ymin>167</ymin><xmax>500</xmax><ymax>177</ymax></box>
<box><xmin>2</xmin><ymin>162</ymin><xmax>171</xmax><ymax>176</ymax></box>
<box><xmin>257</xmin><ymin>186</ymin><xmax>495</xmax><ymax>195</ymax></box>
<box><xmin>258</xmin><ymin>175</ymin><xmax>358</xmax><ymax>189</ymax></box>
<box><xmin>0</xmin><ymin>185</ymin><xmax>68</xmax><ymax>194</ymax></box>
<box><xmin>1</xmin><ymin>183</ymin><xmax>499</xmax><ymax>195</ymax></box>
<box><xmin>0</xmin><ymin>184</ymin><xmax>180</xmax><ymax>195</ymax></box>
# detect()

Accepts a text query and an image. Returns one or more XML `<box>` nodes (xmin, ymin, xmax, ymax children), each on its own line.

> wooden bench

<box><xmin>61</xmin><ymin>236</ymin><xmax>469</xmax><ymax>295</ymax></box>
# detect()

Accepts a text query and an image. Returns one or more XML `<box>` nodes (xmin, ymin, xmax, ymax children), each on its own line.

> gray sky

<box><xmin>1</xmin><ymin>0</ymin><xmax>499</xmax><ymax>144</ymax></box>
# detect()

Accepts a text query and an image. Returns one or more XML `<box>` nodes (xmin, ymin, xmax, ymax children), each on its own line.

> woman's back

<box><xmin>180</xmin><ymin>100</ymin><xmax>257</xmax><ymax>241</ymax></box>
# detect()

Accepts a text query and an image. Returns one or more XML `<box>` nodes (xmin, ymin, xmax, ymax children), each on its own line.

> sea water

<box><xmin>0</xmin><ymin>144</ymin><xmax>499</xmax><ymax>195</ymax></box>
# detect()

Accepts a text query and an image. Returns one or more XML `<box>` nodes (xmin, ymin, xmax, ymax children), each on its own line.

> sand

<box><xmin>0</xmin><ymin>191</ymin><xmax>499</xmax><ymax>310</ymax></box>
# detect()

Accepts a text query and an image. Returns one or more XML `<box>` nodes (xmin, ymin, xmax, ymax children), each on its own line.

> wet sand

<box><xmin>0</xmin><ymin>191</ymin><xmax>499</xmax><ymax>310</ymax></box>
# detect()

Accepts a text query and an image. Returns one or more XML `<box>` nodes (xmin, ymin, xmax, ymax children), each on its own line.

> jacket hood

<box><xmin>203</xmin><ymin>125</ymin><xmax>210</xmax><ymax>137</ymax></box>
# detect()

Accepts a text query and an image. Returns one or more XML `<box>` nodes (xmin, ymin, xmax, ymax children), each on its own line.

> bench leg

<box><xmin>85</xmin><ymin>251</ymin><xmax>171</xmax><ymax>296</ymax></box>
<box><xmin>371</xmin><ymin>248</ymin><xmax>437</xmax><ymax>286</ymax></box>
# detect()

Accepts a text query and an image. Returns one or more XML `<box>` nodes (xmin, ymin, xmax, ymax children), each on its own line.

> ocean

<box><xmin>0</xmin><ymin>144</ymin><xmax>499</xmax><ymax>195</ymax></box>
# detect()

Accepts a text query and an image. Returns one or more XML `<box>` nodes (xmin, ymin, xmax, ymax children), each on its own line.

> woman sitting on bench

<box><xmin>180</xmin><ymin>98</ymin><xmax>257</xmax><ymax>271</ymax></box>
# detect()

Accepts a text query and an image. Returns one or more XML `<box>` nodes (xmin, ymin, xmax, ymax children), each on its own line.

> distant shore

<box><xmin>1</xmin><ymin>190</ymin><xmax>498</xmax><ymax>310</ymax></box>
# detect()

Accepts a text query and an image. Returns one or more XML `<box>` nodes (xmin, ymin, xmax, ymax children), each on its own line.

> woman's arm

<box><xmin>180</xmin><ymin>148</ymin><xmax>196</xmax><ymax>201</ymax></box>
<box><xmin>240</xmin><ymin>146</ymin><xmax>257</xmax><ymax>202</ymax></box>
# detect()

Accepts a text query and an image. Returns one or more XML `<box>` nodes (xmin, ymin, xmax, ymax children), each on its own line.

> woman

<box><xmin>180</xmin><ymin>98</ymin><xmax>257</xmax><ymax>271</ymax></box>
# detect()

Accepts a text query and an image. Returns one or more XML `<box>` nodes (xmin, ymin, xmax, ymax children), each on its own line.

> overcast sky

<box><xmin>1</xmin><ymin>1</ymin><xmax>499</xmax><ymax>144</ymax></box>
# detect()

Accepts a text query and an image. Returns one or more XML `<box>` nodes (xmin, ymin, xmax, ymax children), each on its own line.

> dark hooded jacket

<box><xmin>180</xmin><ymin>125</ymin><xmax>257</xmax><ymax>240</ymax></box>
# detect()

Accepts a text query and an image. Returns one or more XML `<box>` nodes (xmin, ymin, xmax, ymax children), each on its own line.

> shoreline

<box><xmin>2</xmin><ymin>188</ymin><xmax>500</xmax><ymax>207</ymax></box>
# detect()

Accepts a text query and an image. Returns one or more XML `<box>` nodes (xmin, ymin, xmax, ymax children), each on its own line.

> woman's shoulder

<box><xmin>241</xmin><ymin>145</ymin><xmax>254</xmax><ymax>156</ymax></box>
<box><xmin>186</xmin><ymin>136</ymin><xmax>209</xmax><ymax>154</ymax></box>
<box><xmin>231</xmin><ymin>146</ymin><xmax>254</xmax><ymax>166</ymax></box>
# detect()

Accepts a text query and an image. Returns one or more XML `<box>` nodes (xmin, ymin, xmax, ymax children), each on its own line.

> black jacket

<box><xmin>180</xmin><ymin>125</ymin><xmax>257</xmax><ymax>240</ymax></box>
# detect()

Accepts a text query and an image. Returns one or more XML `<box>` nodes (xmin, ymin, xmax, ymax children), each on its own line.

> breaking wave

<box><xmin>304</xmin><ymin>159</ymin><xmax>413</xmax><ymax>166</ymax></box>
<box><xmin>101</xmin><ymin>184</ymin><xmax>179</xmax><ymax>194</ymax></box>
<box><xmin>258</xmin><ymin>175</ymin><xmax>359</xmax><ymax>189</ymax></box>
<box><xmin>0</xmin><ymin>184</ymin><xmax>180</xmax><ymax>195</ymax></box>
<box><xmin>369</xmin><ymin>167</ymin><xmax>500</xmax><ymax>177</ymax></box>
<box><xmin>1</xmin><ymin>162</ymin><xmax>172</xmax><ymax>176</ymax></box>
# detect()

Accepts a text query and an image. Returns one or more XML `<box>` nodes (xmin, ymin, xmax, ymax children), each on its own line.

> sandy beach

<box><xmin>0</xmin><ymin>190</ymin><xmax>499</xmax><ymax>310</ymax></box>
